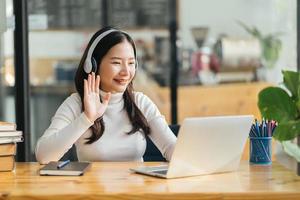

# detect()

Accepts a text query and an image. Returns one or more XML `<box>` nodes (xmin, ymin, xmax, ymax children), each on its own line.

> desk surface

<box><xmin>1</xmin><ymin>161</ymin><xmax>300</xmax><ymax>200</ymax></box>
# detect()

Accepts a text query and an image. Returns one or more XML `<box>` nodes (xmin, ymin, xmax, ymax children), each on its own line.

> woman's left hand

<box><xmin>83</xmin><ymin>72</ymin><xmax>111</xmax><ymax>122</ymax></box>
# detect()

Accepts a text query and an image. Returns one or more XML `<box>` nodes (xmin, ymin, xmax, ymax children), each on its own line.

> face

<box><xmin>98</xmin><ymin>40</ymin><xmax>136</xmax><ymax>93</ymax></box>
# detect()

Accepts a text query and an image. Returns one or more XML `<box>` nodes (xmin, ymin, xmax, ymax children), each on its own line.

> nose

<box><xmin>120</xmin><ymin>63</ymin><xmax>130</xmax><ymax>75</ymax></box>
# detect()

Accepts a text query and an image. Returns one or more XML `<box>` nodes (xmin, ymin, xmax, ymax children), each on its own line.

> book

<box><xmin>39</xmin><ymin>161</ymin><xmax>91</xmax><ymax>176</ymax></box>
<box><xmin>0</xmin><ymin>121</ymin><xmax>16</xmax><ymax>131</ymax></box>
<box><xmin>0</xmin><ymin>131</ymin><xmax>22</xmax><ymax>137</ymax></box>
<box><xmin>0</xmin><ymin>143</ymin><xmax>17</xmax><ymax>156</ymax></box>
<box><xmin>0</xmin><ymin>155</ymin><xmax>15</xmax><ymax>171</ymax></box>
<box><xmin>0</xmin><ymin>136</ymin><xmax>23</xmax><ymax>144</ymax></box>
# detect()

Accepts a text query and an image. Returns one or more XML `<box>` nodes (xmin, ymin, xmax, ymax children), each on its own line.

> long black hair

<box><xmin>74</xmin><ymin>27</ymin><xmax>150</xmax><ymax>144</ymax></box>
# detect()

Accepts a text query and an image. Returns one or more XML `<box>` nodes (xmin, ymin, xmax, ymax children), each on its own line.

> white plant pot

<box><xmin>275</xmin><ymin>140</ymin><xmax>298</xmax><ymax>172</ymax></box>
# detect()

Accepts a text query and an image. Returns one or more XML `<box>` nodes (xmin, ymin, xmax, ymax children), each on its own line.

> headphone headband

<box><xmin>83</xmin><ymin>29</ymin><xmax>138</xmax><ymax>74</ymax></box>
<box><xmin>84</xmin><ymin>29</ymin><xmax>118</xmax><ymax>73</ymax></box>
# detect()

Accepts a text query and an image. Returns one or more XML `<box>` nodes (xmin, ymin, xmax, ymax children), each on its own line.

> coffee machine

<box><xmin>191</xmin><ymin>27</ymin><xmax>219</xmax><ymax>84</ymax></box>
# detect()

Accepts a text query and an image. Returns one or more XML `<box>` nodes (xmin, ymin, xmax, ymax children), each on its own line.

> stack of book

<box><xmin>0</xmin><ymin>121</ymin><xmax>23</xmax><ymax>172</ymax></box>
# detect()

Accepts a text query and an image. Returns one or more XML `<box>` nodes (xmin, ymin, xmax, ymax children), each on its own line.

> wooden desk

<box><xmin>1</xmin><ymin>161</ymin><xmax>300</xmax><ymax>200</ymax></box>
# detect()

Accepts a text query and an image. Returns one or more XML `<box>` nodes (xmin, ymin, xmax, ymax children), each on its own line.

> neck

<box><xmin>100</xmin><ymin>89</ymin><xmax>124</xmax><ymax>104</ymax></box>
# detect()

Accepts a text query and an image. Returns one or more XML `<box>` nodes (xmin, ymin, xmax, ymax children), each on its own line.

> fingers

<box><xmin>84</xmin><ymin>79</ymin><xmax>88</xmax><ymax>96</ymax></box>
<box><xmin>91</xmin><ymin>72</ymin><xmax>95</xmax><ymax>92</ymax></box>
<box><xmin>95</xmin><ymin>75</ymin><xmax>100</xmax><ymax>94</ymax></box>
<box><xmin>86</xmin><ymin>72</ymin><xmax>99</xmax><ymax>94</ymax></box>
<box><xmin>87</xmin><ymin>74</ymin><xmax>92</xmax><ymax>93</ymax></box>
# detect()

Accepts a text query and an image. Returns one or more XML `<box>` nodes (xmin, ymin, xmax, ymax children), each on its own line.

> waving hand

<box><xmin>83</xmin><ymin>72</ymin><xmax>111</xmax><ymax>122</ymax></box>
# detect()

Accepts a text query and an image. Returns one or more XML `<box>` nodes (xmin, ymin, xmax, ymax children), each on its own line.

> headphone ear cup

<box><xmin>91</xmin><ymin>57</ymin><xmax>98</xmax><ymax>73</ymax></box>
<box><xmin>84</xmin><ymin>59</ymin><xmax>92</xmax><ymax>74</ymax></box>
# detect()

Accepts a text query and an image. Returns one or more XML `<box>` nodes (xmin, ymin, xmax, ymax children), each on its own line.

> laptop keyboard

<box><xmin>152</xmin><ymin>169</ymin><xmax>168</xmax><ymax>175</ymax></box>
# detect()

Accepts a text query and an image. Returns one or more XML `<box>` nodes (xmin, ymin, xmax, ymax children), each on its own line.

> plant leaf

<box><xmin>273</xmin><ymin>120</ymin><xmax>300</xmax><ymax>141</ymax></box>
<box><xmin>236</xmin><ymin>20</ymin><xmax>262</xmax><ymax>39</ymax></box>
<box><xmin>261</xmin><ymin>37</ymin><xmax>282</xmax><ymax>68</ymax></box>
<box><xmin>296</xmin><ymin>99</ymin><xmax>300</xmax><ymax>112</ymax></box>
<box><xmin>258</xmin><ymin>87</ymin><xmax>298</xmax><ymax>122</ymax></box>
<box><xmin>236</xmin><ymin>20</ymin><xmax>253</xmax><ymax>33</ymax></box>
<box><xmin>251</xmin><ymin>27</ymin><xmax>262</xmax><ymax>38</ymax></box>
<box><xmin>282</xmin><ymin>70</ymin><xmax>299</xmax><ymax>99</ymax></box>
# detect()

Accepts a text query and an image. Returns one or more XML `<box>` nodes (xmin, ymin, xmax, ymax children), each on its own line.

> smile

<box><xmin>114</xmin><ymin>79</ymin><xmax>129</xmax><ymax>85</ymax></box>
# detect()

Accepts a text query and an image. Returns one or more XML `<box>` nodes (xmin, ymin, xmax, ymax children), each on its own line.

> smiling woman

<box><xmin>34</xmin><ymin>27</ymin><xmax>177</xmax><ymax>164</ymax></box>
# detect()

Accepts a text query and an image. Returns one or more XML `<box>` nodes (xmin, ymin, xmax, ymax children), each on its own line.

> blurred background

<box><xmin>0</xmin><ymin>0</ymin><xmax>297</xmax><ymax>161</ymax></box>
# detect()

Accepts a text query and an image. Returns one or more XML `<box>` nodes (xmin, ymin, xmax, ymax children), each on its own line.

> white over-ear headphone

<box><xmin>83</xmin><ymin>29</ymin><xmax>138</xmax><ymax>74</ymax></box>
<box><xmin>84</xmin><ymin>29</ymin><xmax>117</xmax><ymax>73</ymax></box>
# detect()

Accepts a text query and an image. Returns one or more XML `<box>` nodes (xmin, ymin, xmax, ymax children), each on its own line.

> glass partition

<box><xmin>176</xmin><ymin>0</ymin><xmax>296</xmax><ymax>122</ymax></box>
<box><xmin>24</xmin><ymin>0</ymin><xmax>172</xmax><ymax>160</ymax></box>
<box><xmin>1</xmin><ymin>0</ymin><xmax>16</xmax><ymax>127</ymax></box>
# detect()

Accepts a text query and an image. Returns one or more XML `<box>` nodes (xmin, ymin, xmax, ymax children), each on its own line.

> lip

<box><xmin>114</xmin><ymin>79</ymin><xmax>129</xmax><ymax>85</ymax></box>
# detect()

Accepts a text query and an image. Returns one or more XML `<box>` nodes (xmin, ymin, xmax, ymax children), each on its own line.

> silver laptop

<box><xmin>131</xmin><ymin>115</ymin><xmax>253</xmax><ymax>179</ymax></box>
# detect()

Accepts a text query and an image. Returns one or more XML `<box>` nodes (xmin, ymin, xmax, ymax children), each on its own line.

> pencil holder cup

<box><xmin>249</xmin><ymin>137</ymin><xmax>272</xmax><ymax>165</ymax></box>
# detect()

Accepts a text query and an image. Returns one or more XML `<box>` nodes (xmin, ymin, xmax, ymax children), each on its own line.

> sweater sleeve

<box><xmin>135</xmin><ymin>92</ymin><xmax>177</xmax><ymax>161</ymax></box>
<box><xmin>35</xmin><ymin>94</ymin><xmax>93</xmax><ymax>164</ymax></box>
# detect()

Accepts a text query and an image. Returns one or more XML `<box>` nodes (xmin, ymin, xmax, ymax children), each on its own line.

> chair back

<box><xmin>143</xmin><ymin>124</ymin><xmax>180</xmax><ymax>161</ymax></box>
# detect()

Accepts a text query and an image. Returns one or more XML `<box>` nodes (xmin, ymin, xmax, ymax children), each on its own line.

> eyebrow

<box><xmin>110</xmin><ymin>57</ymin><xmax>135</xmax><ymax>60</ymax></box>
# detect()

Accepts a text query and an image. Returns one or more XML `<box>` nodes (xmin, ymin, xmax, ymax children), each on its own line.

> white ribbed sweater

<box><xmin>35</xmin><ymin>91</ymin><xmax>177</xmax><ymax>164</ymax></box>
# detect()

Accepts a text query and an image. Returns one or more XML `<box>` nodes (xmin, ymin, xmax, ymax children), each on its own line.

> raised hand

<box><xmin>83</xmin><ymin>72</ymin><xmax>111</xmax><ymax>122</ymax></box>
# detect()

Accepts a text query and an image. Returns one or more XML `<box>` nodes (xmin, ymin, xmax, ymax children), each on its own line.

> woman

<box><xmin>35</xmin><ymin>27</ymin><xmax>177</xmax><ymax>164</ymax></box>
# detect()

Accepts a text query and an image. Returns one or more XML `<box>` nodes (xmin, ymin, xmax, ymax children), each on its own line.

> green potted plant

<box><xmin>238</xmin><ymin>21</ymin><xmax>282</xmax><ymax>69</ymax></box>
<box><xmin>258</xmin><ymin>70</ymin><xmax>300</xmax><ymax>166</ymax></box>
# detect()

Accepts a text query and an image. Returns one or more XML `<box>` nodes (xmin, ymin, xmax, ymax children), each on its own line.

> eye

<box><xmin>112</xmin><ymin>61</ymin><xmax>121</xmax><ymax>65</ymax></box>
<box><xmin>129</xmin><ymin>62</ymin><xmax>135</xmax><ymax>66</ymax></box>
